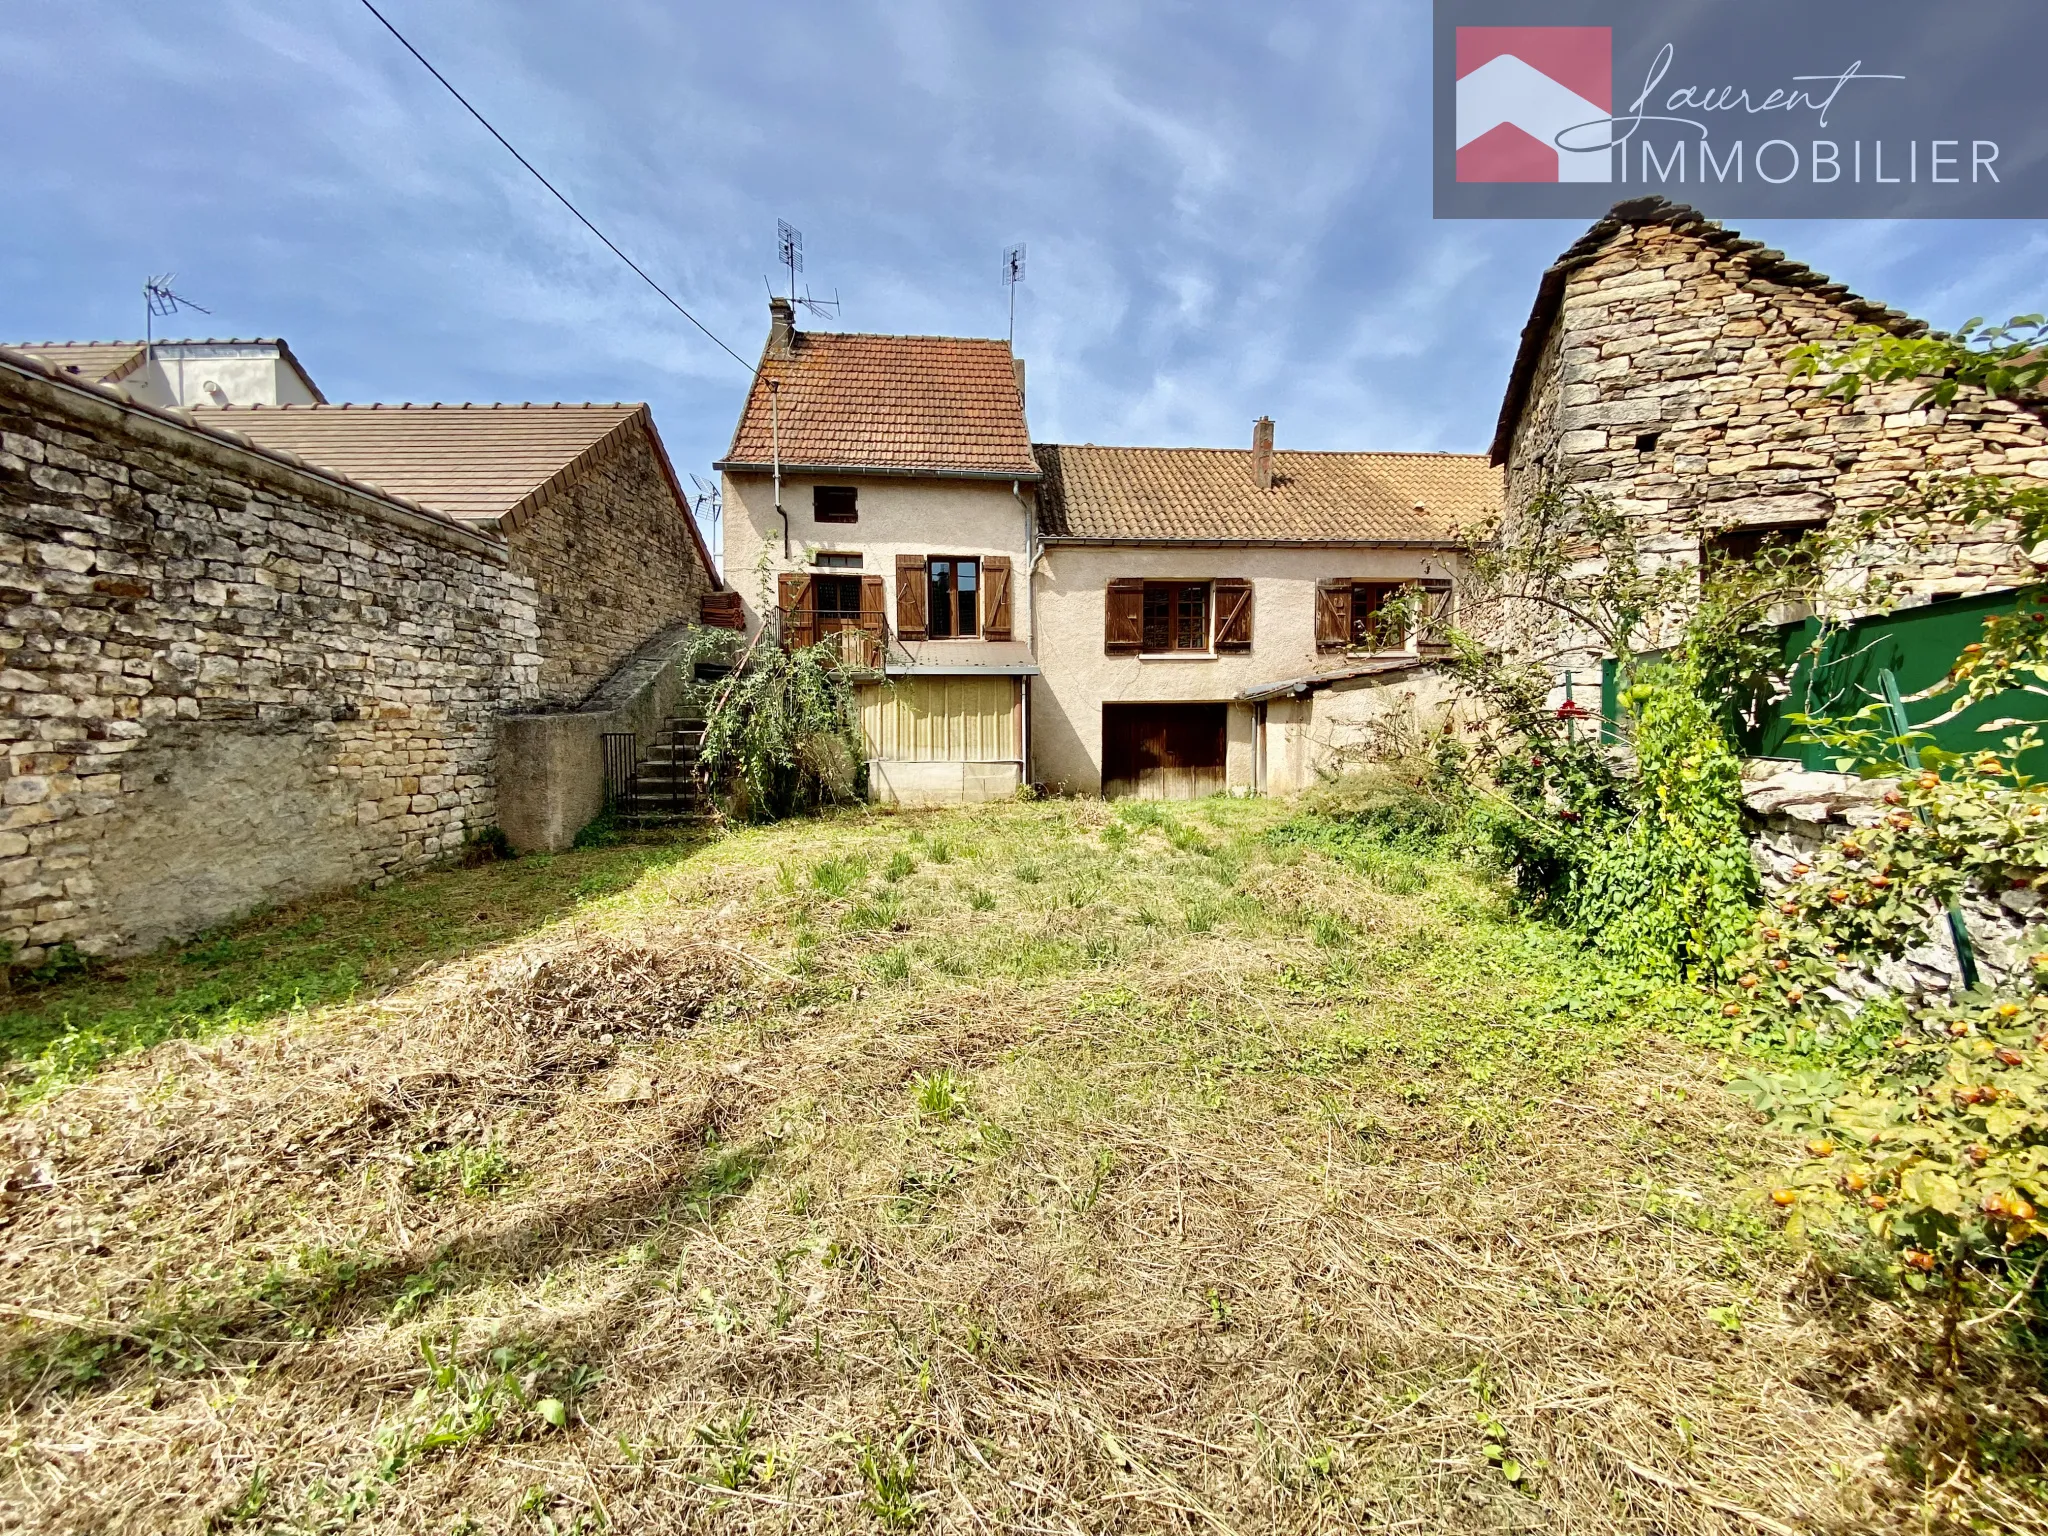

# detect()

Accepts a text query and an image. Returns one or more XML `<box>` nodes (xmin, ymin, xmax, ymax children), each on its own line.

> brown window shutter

<box><xmin>1418</xmin><ymin>579</ymin><xmax>1455</xmax><ymax>654</ymax></box>
<box><xmin>982</xmin><ymin>556</ymin><xmax>1013</xmax><ymax>639</ymax></box>
<box><xmin>859</xmin><ymin>574</ymin><xmax>887</xmax><ymax>626</ymax></box>
<box><xmin>895</xmin><ymin>554</ymin><xmax>928</xmax><ymax>640</ymax></box>
<box><xmin>1105</xmin><ymin>578</ymin><xmax>1145</xmax><ymax>653</ymax></box>
<box><xmin>1212</xmin><ymin>577</ymin><xmax>1253</xmax><ymax>653</ymax></box>
<box><xmin>1314</xmin><ymin>578</ymin><xmax>1351</xmax><ymax>651</ymax></box>
<box><xmin>778</xmin><ymin>571</ymin><xmax>815</xmax><ymax>648</ymax></box>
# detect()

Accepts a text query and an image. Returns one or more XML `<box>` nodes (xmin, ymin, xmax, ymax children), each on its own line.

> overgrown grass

<box><xmin>0</xmin><ymin>794</ymin><xmax>2003</xmax><ymax>1532</ymax></box>
<box><xmin>0</xmin><ymin>832</ymin><xmax>708</xmax><ymax>1101</ymax></box>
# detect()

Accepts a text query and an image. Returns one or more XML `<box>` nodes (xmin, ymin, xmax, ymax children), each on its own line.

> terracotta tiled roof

<box><xmin>190</xmin><ymin>401</ymin><xmax>647</xmax><ymax>521</ymax></box>
<box><xmin>718</xmin><ymin>330</ymin><xmax>1038</xmax><ymax>479</ymax></box>
<box><xmin>1033</xmin><ymin>443</ymin><xmax>1498</xmax><ymax>543</ymax></box>
<box><xmin>10</xmin><ymin>341</ymin><xmax>148</xmax><ymax>384</ymax></box>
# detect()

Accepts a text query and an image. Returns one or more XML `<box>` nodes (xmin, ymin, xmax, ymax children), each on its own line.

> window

<box><xmin>926</xmin><ymin>557</ymin><xmax>980</xmax><ymax>639</ymax></box>
<box><xmin>1351</xmin><ymin>582</ymin><xmax>1410</xmax><ymax>650</ymax></box>
<box><xmin>1707</xmin><ymin>521</ymin><xmax>1825</xmax><ymax>566</ymax></box>
<box><xmin>1142</xmin><ymin>581</ymin><xmax>1210</xmax><ymax>653</ymax></box>
<box><xmin>813</xmin><ymin>486</ymin><xmax>858</xmax><ymax>523</ymax></box>
<box><xmin>813</xmin><ymin>550</ymin><xmax>863</xmax><ymax>569</ymax></box>
<box><xmin>813</xmin><ymin>574</ymin><xmax>863</xmax><ymax>620</ymax></box>
<box><xmin>1317</xmin><ymin>578</ymin><xmax>1454</xmax><ymax>654</ymax></box>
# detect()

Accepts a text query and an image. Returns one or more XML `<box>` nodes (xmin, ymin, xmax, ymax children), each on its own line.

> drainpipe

<box><xmin>771</xmin><ymin>380</ymin><xmax>788</xmax><ymax>561</ymax></box>
<box><xmin>1014</xmin><ymin>476</ymin><xmax>1038</xmax><ymax>789</ymax></box>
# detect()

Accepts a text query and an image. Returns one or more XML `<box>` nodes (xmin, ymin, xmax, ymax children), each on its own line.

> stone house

<box><xmin>1489</xmin><ymin>196</ymin><xmax>2047</xmax><ymax>684</ymax></box>
<box><xmin>11</xmin><ymin>337</ymin><xmax>326</xmax><ymax>409</ymax></box>
<box><xmin>719</xmin><ymin>298</ymin><xmax>1498</xmax><ymax>803</ymax></box>
<box><xmin>0</xmin><ymin>342</ymin><xmax>721</xmax><ymax>961</ymax></box>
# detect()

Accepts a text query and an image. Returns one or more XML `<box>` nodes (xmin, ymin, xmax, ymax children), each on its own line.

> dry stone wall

<box><xmin>506</xmin><ymin>421</ymin><xmax>714</xmax><ymax>707</ymax></box>
<box><xmin>1502</xmin><ymin>210</ymin><xmax>2048</xmax><ymax>672</ymax></box>
<box><xmin>0</xmin><ymin>359</ymin><xmax>540</xmax><ymax>962</ymax></box>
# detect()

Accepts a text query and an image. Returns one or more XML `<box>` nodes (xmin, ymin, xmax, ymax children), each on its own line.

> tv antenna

<box><xmin>776</xmin><ymin>220</ymin><xmax>802</xmax><ymax>304</ymax></box>
<box><xmin>689</xmin><ymin>473</ymin><xmax>724</xmax><ymax>573</ymax></box>
<box><xmin>1002</xmin><ymin>243</ymin><xmax>1026</xmax><ymax>344</ymax></box>
<box><xmin>142</xmin><ymin>273</ymin><xmax>210</xmax><ymax>359</ymax></box>
<box><xmin>771</xmin><ymin>220</ymin><xmax>840</xmax><ymax>324</ymax></box>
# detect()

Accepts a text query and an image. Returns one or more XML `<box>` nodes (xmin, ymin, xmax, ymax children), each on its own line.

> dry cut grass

<box><xmin>0</xmin><ymin>797</ymin><xmax>2029</xmax><ymax>1534</ymax></box>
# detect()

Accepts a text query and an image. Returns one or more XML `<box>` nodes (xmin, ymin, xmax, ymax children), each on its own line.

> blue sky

<box><xmin>8</xmin><ymin>0</ymin><xmax>2048</xmax><ymax>555</ymax></box>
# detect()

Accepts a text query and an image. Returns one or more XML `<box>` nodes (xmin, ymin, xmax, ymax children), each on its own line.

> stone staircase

<box><xmin>614</xmin><ymin>716</ymin><xmax>709</xmax><ymax>823</ymax></box>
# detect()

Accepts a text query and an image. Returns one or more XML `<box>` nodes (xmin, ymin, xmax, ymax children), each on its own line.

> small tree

<box><xmin>690</xmin><ymin>630</ymin><xmax>864</xmax><ymax>821</ymax></box>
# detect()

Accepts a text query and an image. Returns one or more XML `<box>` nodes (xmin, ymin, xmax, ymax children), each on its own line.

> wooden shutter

<box><xmin>859</xmin><ymin>574</ymin><xmax>887</xmax><ymax>625</ymax></box>
<box><xmin>895</xmin><ymin>554</ymin><xmax>928</xmax><ymax>640</ymax></box>
<box><xmin>982</xmin><ymin>556</ymin><xmax>1013</xmax><ymax>639</ymax></box>
<box><xmin>1418</xmin><ymin>580</ymin><xmax>1455</xmax><ymax>654</ymax></box>
<box><xmin>1212</xmin><ymin>577</ymin><xmax>1253</xmax><ymax>653</ymax></box>
<box><xmin>1314</xmin><ymin>578</ymin><xmax>1351</xmax><ymax>651</ymax></box>
<box><xmin>1105</xmin><ymin>578</ymin><xmax>1145</xmax><ymax>654</ymax></box>
<box><xmin>778</xmin><ymin>571</ymin><xmax>815</xmax><ymax>648</ymax></box>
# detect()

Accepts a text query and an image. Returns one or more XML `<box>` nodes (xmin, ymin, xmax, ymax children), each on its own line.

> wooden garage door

<box><xmin>1102</xmin><ymin>703</ymin><xmax>1227</xmax><ymax>800</ymax></box>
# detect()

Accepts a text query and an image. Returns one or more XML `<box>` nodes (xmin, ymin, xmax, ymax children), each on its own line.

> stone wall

<box><xmin>506</xmin><ymin>419</ymin><xmax>716</xmax><ymax>707</ymax></box>
<box><xmin>1744</xmin><ymin>759</ymin><xmax>2037</xmax><ymax>1002</ymax></box>
<box><xmin>1499</xmin><ymin>203</ymin><xmax>2047</xmax><ymax>673</ymax></box>
<box><xmin>0</xmin><ymin>356</ymin><xmax>539</xmax><ymax>961</ymax></box>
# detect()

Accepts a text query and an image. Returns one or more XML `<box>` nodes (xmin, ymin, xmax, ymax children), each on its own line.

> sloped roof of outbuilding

<box><xmin>1032</xmin><ymin>443</ymin><xmax>1497</xmax><ymax>544</ymax></box>
<box><xmin>193</xmin><ymin>401</ymin><xmax>718</xmax><ymax>581</ymax></box>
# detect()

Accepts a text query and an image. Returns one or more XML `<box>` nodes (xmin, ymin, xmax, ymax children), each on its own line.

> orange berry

<box><xmin>1722</xmin><ymin>1003</ymin><xmax>1742</xmax><ymax>1018</ymax></box>
<box><xmin>1997</xmin><ymin>1047</ymin><xmax>2025</xmax><ymax>1067</ymax></box>
<box><xmin>1786</xmin><ymin>988</ymin><xmax>1805</xmax><ymax>1004</ymax></box>
<box><xmin>1771</xmin><ymin>1188</ymin><xmax>1798</xmax><ymax>1207</ymax></box>
<box><xmin>1904</xmin><ymin>1248</ymin><xmax>1935</xmax><ymax>1271</ymax></box>
<box><xmin>1805</xmin><ymin>1138</ymin><xmax>1835</xmax><ymax>1157</ymax></box>
<box><xmin>1738</xmin><ymin>974</ymin><xmax>1759</xmax><ymax>990</ymax></box>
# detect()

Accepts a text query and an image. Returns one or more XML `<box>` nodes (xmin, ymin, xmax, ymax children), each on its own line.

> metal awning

<box><xmin>1239</xmin><ymin>656</ymin><xmax>1438</xmax><ymax>703</ymax></box>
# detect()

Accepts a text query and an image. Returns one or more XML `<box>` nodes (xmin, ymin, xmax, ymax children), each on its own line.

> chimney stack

<box><xmin>1251</xmin><ymin>416</ymin><xmax>1275</xmax><ymax>490</ymax></box>
<box><xmin>768</xmin><ymin>296</ymin><xmax>795</xmax><ymax>357</ymax></box>
<box><xmin>1012</xmin><ymin>357</ymin><xmax>1026</xmax><ymax>409</ymax></box>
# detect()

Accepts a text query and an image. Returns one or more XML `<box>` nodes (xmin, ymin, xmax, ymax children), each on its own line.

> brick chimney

<box><xmin>768</xmin><ymin>295</ymin><xmax>795</xmax><ymax>357</ymax></box>
<box><xmin>1251</xmin><ymin>415</ymin><xmax>1275</xmax><ymax>489</ymax></box>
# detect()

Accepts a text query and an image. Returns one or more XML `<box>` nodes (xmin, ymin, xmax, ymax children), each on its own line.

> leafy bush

<box><xmin>697</xmin><ymin>639</ymin><xmax>863</xmax><ymax>821</ymax></box>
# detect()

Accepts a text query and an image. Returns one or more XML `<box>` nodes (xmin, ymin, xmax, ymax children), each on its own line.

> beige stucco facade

<box><xmin>1029</xmin><ymin>542</ymin><xmax>1462</xmax><ymax>795</ymax></box>
<box><xmin>721</xmin><ymin>470</ymin><xmax>1035</xmax><ymax>642</ymax></box>
<box><xmin>722</xmin><ymin>469</ymin><xmax>1037</xmax><ymax>807</ymax></box>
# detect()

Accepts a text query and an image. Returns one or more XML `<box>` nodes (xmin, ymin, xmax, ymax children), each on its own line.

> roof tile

<box><xmin>189</xmin><ymin>402</ymin><xmax>644</xmax><ymax>521</ymax></box>
<box><xmin>720</xmin><ymin>331</ymin><xmax>1037</xmax><ymax>478</ymax></box>
<box><xmin>1033</xmin><ymin>444</ymin><xmax>1498</xmax><ymax>543</ymax></box>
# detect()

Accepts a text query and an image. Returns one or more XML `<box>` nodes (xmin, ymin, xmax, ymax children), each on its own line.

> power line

<box><xmin>355</xmin><ymin>0</ymin><xmax>755</xmax><ymax>375</ymax></box>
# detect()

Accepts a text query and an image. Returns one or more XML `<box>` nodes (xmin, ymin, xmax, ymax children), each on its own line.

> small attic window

<box><xmin>813</xmin><ymin>486</ymin><xmax>858</xmax><ymax>524</ymax></box>
<box><xmin>1634</xmin><ymin>431</ymin><xmax>1661</xmax><ymax>453</ymax></box>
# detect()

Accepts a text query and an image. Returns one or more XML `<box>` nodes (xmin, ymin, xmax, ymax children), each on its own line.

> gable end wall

<box><xmin>1504</xmin><ymin>221</ymin><xmax>2047</xmax><ymax>665</ymax></box>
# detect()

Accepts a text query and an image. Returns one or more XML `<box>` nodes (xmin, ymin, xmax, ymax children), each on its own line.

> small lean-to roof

<box><xmin>1489</xmin><ymin>196</ymin><xmax>1931</xmax><ymax>465</ymax></box>
<box><xmin>9</xmin><ymin>341</ymin><xmax>148</xmax><ymax>384</ymax></box>
<box><xmin>1033</xmin><ymin>443</ymin><xmax>1497</xmax><ymax>544</ymax></box>
<box><xmin>193</xmin><ymin>401</ymin><xmax>720</xmax><ymax>584</ymax></box>
<box><xmin>717</xmin><ymin>329</ymin><xmax>1039</xmax><ymax>479</ymax></box>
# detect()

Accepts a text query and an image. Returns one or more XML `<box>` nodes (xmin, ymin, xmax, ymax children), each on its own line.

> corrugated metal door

<box><xmin>859</xmin><ymin>678</ymin><xmax>1021</xmax><ymax>762</ymax></box>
